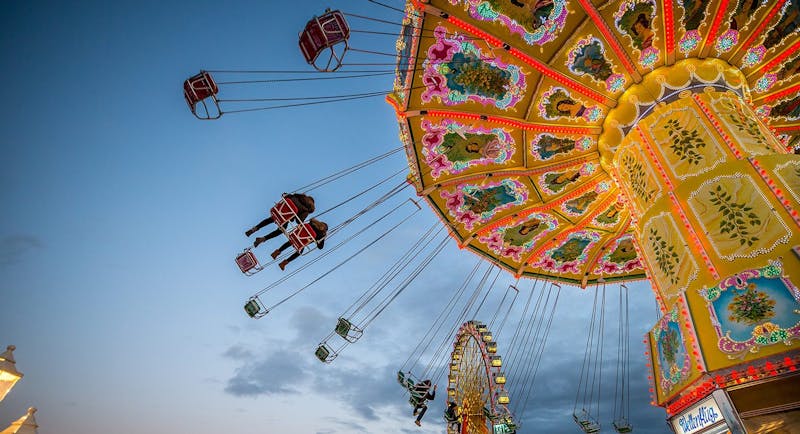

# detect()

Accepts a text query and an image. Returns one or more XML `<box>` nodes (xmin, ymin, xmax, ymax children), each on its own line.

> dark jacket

<box><xmin>309</xmin><ymin>219</ymin><xmax>328</xmax><ymax>249</ymax></box>
<box><xmin>286</xmin><ymin>193</ymin><xmax>315</xmax><ymax>222</ymax></box>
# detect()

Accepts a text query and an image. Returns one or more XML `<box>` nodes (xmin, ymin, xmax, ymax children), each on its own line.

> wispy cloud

<box><xmin>224</xmin><ymin>348</ymin><xmax>309</xmax><ymax>396</ymax></box>
<box><xmin>0</xmin><ymin>235</ymin><xmax>43</xmax><ymax>265</ymax></box>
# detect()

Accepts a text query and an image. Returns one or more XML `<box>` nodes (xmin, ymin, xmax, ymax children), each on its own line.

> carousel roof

<box><xmin>390</xmin><ymin>0</ymin><xmax>800</xmax><ymax>287</ymax></box>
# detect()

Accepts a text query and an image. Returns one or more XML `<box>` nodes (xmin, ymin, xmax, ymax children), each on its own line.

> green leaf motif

<box><xmin>623</xmin><ymin>153</ymin><xmax>656</xmax><ymax>203</ymax></box>
<box><xmin>720</xmin><ymin>98</ymin><xmax>773</xmax><ymax>153</ymax></box>
<box><xmin>708</xmin><ymin>184</ymin><xmax>761</xmax><ymax>247</ymax></box>
<box><xmin>664</xmin><ymin>118</ymin><xmax>707</xmax><ymax>165</ymax></box>
<box><xmin>648</xmin><ymin>227</ymin><xmax>680</xmax><ymax>285</ymax></box>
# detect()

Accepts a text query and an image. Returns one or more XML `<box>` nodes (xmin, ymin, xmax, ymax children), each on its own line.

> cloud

<box><xmin>0</xmin><ymin>235</ymin><xmax>43</xmax><ymax>265</ymax></box>
<box><xmin>222</xmin><ymin>344</ymin><xmax>254</xmax><ymax>361</ymax></box>
<box><xmin>224</xmin><ymin>348</ymin><xmax>309</xmax><ymax>396</ymax></box>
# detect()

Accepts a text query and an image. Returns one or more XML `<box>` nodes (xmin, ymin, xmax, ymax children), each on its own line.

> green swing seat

<box><xmin>334</xmin><ymin>317</ymin><xmax>363</xmax><ymax>342</ymax></box>
<box><xmin>315</xmin><ymin>343</ymin><xmax>337</xmax><ymax>363</ymax></box>
<box><xmin>243</xmin><ymin>298</ymin><xmax>267</xmax><ymax>319</ymax></box>
<box><xmin>613</xmin><ymin>420</ymin><xmax>633</xmax><ymax>433</ymax></box>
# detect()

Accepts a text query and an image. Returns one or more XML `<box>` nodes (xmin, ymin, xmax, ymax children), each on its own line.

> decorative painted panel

<box><xmin>617</xmin><ymin>145</ymin><xmax>662</xmax><ymax>215</ymax></box>
<box><xmin>773</xmin><ymin>160</ymin><xmax>800</xmax><ymax>204</ymax></box>
<box><xmin>533</xmin><ymin>230</ymin><xmax>603</xmax><ymax>274</ymax></box>
<box><xmin>422</xmin><ymin>26</ymin><xmax>526</xmax><ymax>110</ymax></box>
<box><xmin>652</xmin><ymin>306</ymin><xmax>693</xmax><ymax>398</ymax></box>
<box><xmin>420</xmin><ymin>118</ymin><xmax>516</xmax><ymax>178</ymax></box>
<box><xmin>566</xmin><ymin>36</ymin><xmax>626</xmax><ymax>92</ymax></box>
<box><xmin>648</xmin><ymin>105</ymin><xmax>727</xmax><ymax>180</ymax></box>
<box><xmin>446</xmin><ymin>0</ymin><xmax>569</xmax><ymax>46</ymax></box>
<box><xmin>614</xmin><ymin>0</ymin><xmax>661</xmax><ymax>68</ymax></box>
<box><xmin>593</xmin><ymin>234</ymin><xmax>643</xmax><ymax>274</ymax></box>
<box><xmin>538</xmin><ymin>87</ymin><xmax>602</xmax><ymax>122</ymax></box>
<box><xmin>440</xmin><ymin>179</ymin><xmax>529</xmax><ymax>231</ymax></box>
<box><xmin>686</xmin><ymin>174</ymin><xmax>791</xmax><ymax>261</ymax></box>
<box><xmin>478</xmin><ymin>212</ymin><xmax>559</xmax><ymax>261</ymax></box>
<box><xmin>704</xmin><ymin>93</ymin><xmax>779</xmax><ymax>156</ymax></box>
<box><xmin>529</xmin><ymin>134</ymin><xmax>594</xmax><ymax>162</ymax></box>
<box><xmin>641</xmin><ymin>213</ymin><xmax>699</xmax><ymax>303</ymax></box>
<box><xmin>698</xmin><ymin>260</ymin><xmax>800</xmax><ymax>359</ymax></box>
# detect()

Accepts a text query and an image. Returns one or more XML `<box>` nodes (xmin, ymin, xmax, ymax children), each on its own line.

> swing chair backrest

<box><xmin>183</xmin><ymin>71</ymin><xmax>221</xmax><ymax>119</ymax></box>
<box><xmin>315</xmin><ymin>343</ymin><xmax>337</xmax><ymax>363</ymax></box>
<box><xmin>573</xmin><ymin>413</ymin><xmax>601</xmax><ymax>433</ymax></box>
<box><xmin>334</xmin><ymin>317</ymin><xmax>363</xmax><ymax>342</ymax></box>
<box><xmin>613</xmin><ymin>420</ymin><xmax>633</xmax><ymax>433</ymax></box>
<box><xmin>184</xmin><ymin>71</ymin><xmax>218</xmax><ymax>105</ymax></box>
<box><xmin>288</xmin><ymin>222</ymin><xmax>317</xmax><ymax>252</ymax></box>
<box><xmin>270</xmin><ymin>195</ymin><xmax>301</xmax><ymax>228</ymax></box>
<box><xmin>244</xmin><ymin>297</ymin><xmax>267</xmax><ymax>319</ymax></box>
<box><xmin>235</xmin><ymin>248</ymin><xmax>263</xmax><ymax>275</ymax></box>
<box><xmin>298</xmin><ymin>10</ymin><xmax>350</xmax><ymax>70</ymax></box>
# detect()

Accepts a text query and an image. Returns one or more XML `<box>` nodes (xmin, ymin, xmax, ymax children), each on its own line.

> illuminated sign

<box><xmin>493</xmin><ymin>423</ymin><xmax>514</xmax><ymax>434</ymax></box>
<box><xmin>671</xmin><ymin>395</ymin><xmax>724</xmax><ymax>434</ymax></box>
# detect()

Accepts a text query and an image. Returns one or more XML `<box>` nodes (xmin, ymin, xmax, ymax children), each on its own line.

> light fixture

<box><xmin>0</xmin><ymin>345</ymin><xmax>22</xmax><ymax>402</ymax></box>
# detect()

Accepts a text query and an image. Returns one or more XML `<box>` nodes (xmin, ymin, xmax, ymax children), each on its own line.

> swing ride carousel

<box><xmin>183</xmin><ymin>0</ymin><xmax>800</xmax><ymax>432</ymax></box>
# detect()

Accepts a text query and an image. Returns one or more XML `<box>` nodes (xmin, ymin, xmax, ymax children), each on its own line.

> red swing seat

<box><xmin>235</xmin><ymin>247</ymin><xmax>263</xmax><ymax>276</ymax></box>
<box><xmin>298</xmin><ymin>9</ymin><xmax>350</xmax><ymax>72</ymax></box>
<box><xmin>184</xmin><ymin>71</ymin><xmax>221</xmax><ymax>119</ymax></box>
<box><xmin>270</xmin><ymin>195</ymin><xmax>300</xmax><ymax>228</ymax></box>
<box><xmin>288</xmin><ymin>222</ymin><xmax>317</xmax><ymax>252</ymax></box>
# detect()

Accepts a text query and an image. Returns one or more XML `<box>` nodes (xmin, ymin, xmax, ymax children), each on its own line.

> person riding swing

<box><xmin>410</xmin><ymin>379</ymin><xmax>436</xmax><ymax>427</ymax></box>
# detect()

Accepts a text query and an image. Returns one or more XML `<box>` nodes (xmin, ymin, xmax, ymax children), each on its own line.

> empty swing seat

<box><xmin>334</xmin><ymin>317</ymin><xmax>363</xmax><ymax>342</ymax></box>
<box><xmin>243</xmin><ymin>297</ymin><xmax>268</xmax><ymax>319</ymax></box>
<box><xmin>288</xmin><ymin>222</ymin><xmax>317</xmax><ymax>252</ymax></box>
<box><xmin>183</xmin><ymin>71</ymin><xmax>221</xmax><ymax>119</ymax></box>
<box><xmin>613</xmin><ymin>420</ymin><xmax>633</xmax><ymax>433</ymax></box>
<box><xmin>270</xmin><ymin>196</ymin><xmax>300</xmax><ymax>228</ymax></box>
<box><xmin>315</xmin><ymin>343</ymin><xmax>337</xmax><ymax>363</ymax></box>
<box><xmin>573</xmin><ymin>411</ymin><xmax>601</xmax><ymax>434</ymax></box>
<box><xmin>298</xmin><ymin>9</ymin><xmax>350</xmax><ymax>71</ymax></box>
<box><xmin>235</xmin><ymin>247</ymin><xmax>263</xmax><ymax>275</ymax></box>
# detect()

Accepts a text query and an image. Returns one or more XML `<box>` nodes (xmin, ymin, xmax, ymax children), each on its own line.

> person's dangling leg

<box><xmin>254</xmin><ymin>227</ymin><xmax>284</xmax><ymax>248</ymax></box>
<box><xmin>414</xmin><ymin>403</ymin><xmax>428</xmax><ymax>426</ymax></box>
<box><xmin>271</xmin><ymin>240</ymin><xmax>292</xmax><ymax>260</ymax></box>
<box><xmin>245</xmin><ymin>217</ymin><xmax>274</xmax><ymax>237</ymax></box>
<box><xmin>279</xmin><ymin>248</ymin><xmax>302</xmax><ymax>271</ymax></box>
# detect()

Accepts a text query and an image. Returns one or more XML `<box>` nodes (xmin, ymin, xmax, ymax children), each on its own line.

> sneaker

<box><xmin>415</xmin><ymin>420</ymin><xmax>421</xmax><ymax>427</ymax></box>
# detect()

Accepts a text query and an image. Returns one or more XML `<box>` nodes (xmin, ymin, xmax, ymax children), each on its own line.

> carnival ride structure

<box><xmin>184</xmin><ymin>0</ymin><xmax>800</xmax><ymax>432</ymax></box>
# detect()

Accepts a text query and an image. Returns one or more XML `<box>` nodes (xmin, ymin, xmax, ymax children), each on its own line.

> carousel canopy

<box><xmin>390</xmin><ymin>0</ymin><xmax>800</xmax><ymax>287</ymax></box>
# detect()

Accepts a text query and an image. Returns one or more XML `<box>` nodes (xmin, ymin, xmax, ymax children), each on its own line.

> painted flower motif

<box><xmin>742</xmin><ymin>45</ymin><xmax>767</xmax><ymax>68</ymax></box>
<box><xmin>754</xmin><ymin>74</ymin><xmax>778</xmax><ymax>93</ymax></box>
<box><xmin>679</xmin><ymin>30</ymin><xmax>701</xmax><ymax>54</ymax></box>
<box><xmin>639</xmin><ymin>46</ymin><xmax>659</xmax><ymax>69</ymax></box>
<box><xmin>715</xmin><ymin>30</ymin><xmax>738</xmax><ymax>53</ymax></box>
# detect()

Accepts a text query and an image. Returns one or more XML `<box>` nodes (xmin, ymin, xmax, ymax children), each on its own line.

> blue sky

<box><xmin>1</xmin><ymin>1</ymin><xmax>671</xmax><ymax>433</ymax></box>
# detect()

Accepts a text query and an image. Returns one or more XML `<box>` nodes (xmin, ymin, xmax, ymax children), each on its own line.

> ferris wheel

<box><xmin>448</xmin><ymin>320</ymin><xmax>516</xmax><ymax>434</ymax></box>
